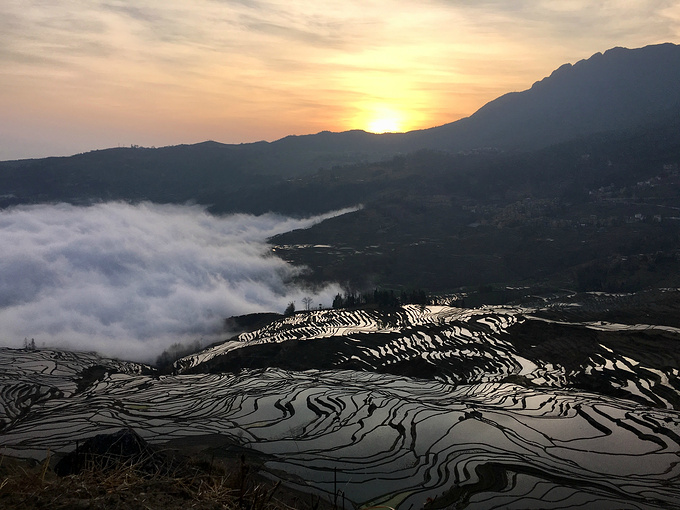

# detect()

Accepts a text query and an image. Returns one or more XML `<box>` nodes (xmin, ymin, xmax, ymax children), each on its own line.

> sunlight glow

<box><xmin>367</xmin><ymin>116</ymin><xmax>401</xmax><ymax>134</ymax></box>
<box><xmin>363</xmin><ymin>106</ymin><xmax>406</xmax><ymax>133</ymax></box>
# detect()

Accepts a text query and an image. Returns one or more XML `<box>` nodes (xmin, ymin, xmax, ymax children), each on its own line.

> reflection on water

<box><xmin>2</xmin><ymin>298</ymin><xmax>680</xmax><ymax>509</ymax></box>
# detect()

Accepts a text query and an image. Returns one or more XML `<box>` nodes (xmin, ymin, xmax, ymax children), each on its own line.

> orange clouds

<box><xmin>0</xmin><ymin>0</ymin><xmax>678</xmax><ymax>159</ymax></box>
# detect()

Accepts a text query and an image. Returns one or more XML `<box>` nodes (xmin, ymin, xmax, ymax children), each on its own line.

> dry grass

<box><xmin>0</xmin><ymin>450</ymin><xmax>295</xmax><ymax>510</ymax></box>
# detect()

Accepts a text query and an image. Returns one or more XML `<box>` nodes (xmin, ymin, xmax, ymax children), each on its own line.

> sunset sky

<box><xmin>1</xmin><ymin>1</ymin><xmax>679</xmax><ymax>160</ymax></box>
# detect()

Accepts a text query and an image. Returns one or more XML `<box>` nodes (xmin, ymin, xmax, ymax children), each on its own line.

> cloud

<box><xmin>0</xmin><ymin>202</ymin><xmax>351</xmax><ymax>363</ymax></box>
<box><xmin>1</xmin><ymin>0</ymin><xmax>679</xmax><ymax>160</ymax></box>
<box><xmin>448</xmin><ymin>0</ymin><xmax>680</xmax><ymax>42</ymax></box>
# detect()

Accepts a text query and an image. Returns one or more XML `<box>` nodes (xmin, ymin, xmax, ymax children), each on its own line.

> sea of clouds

<box><xmin>0</xmin><ymin>202</ymin><xmax>351</xmax><ymax>363</ymax></box>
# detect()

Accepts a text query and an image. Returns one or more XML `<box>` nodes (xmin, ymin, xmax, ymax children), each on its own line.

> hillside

<box><xmin>270</xmin><ymin>113</ymin><xmax>680</xmax><ymax>292</ymax></box>
<box><xmin>3</xmin><ymin>112</ymin><xmax>679</xmax><ymax>293</ymax></box>
<box><xmin>3</xmin><ymin>290</ymin><xmax>680</xmax><ymax>509</ymax></box>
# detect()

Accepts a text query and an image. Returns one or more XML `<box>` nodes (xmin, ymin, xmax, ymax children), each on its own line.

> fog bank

<box><xmin>0</xmin><ymin>202</ymin><xmax>350</xmax><ymax>363</ymax></box>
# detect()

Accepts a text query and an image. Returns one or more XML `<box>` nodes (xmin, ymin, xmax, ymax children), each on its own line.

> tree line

<box><xmin>332</xmin><ymin>288</ymin><xmax>430</xmax><ymax>309</ymax></box>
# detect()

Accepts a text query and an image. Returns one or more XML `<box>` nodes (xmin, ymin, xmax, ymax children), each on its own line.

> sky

<box><xmin>0</xmin><ymin>202</ymin><xmax>349</xmax><ymax>362</ymax></box>
<box><xmin>1</xmin><ymin>0</ymin><xmax>679</xmax><ymax>160</ymax></box>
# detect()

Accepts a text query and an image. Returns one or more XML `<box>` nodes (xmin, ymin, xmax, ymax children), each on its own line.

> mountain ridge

<box><xmin>409</xmin><ymin>42</ymin><xmax>680</xmax><ymax>152</ymax></box>
<box><xmin>2</xmin><ymin>43</ymin><xmax>679</xmax><ymax>171</ymax></box>
<box><xmin>2</xmin><ymin>43</ymin><xmax>680</xmax><ymax>293</ymax></box>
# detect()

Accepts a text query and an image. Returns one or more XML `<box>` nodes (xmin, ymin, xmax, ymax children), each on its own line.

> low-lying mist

<box><xmin>0</xmin><ymin>202</ymin><xmax>352</xmax><ymax>363</ymax></box>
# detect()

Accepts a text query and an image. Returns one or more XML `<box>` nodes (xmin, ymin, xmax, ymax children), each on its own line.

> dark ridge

<box><xmin>223</xmin><ymin>312</ymin><xmax>283</xmax><ymax>335</ymax></box>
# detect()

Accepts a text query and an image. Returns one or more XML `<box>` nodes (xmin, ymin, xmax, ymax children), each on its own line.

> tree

<box><xmin>332</xmin><ymin>293</ymin><xmax>344</xmax><ymax>309</ymax></box>
<box><xmin>302</xmin><ymin>296</ymin><xmax>313</xmax><ymax>311</ymax></box>
<box><xmin>284</xmin><ymin>301</ymin><xmax>296</xmax><ymax>315</ymax></box>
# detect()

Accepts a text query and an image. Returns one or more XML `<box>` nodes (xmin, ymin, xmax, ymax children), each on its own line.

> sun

<box><xmin>362</xmin><ymin>106</ymin><xmax>406</xmax><ymax>134</ymax></box>
<box><xmin>366</xmin><ymin>116</ymin><xmax>402</xmax><ymax>134</ymax></box>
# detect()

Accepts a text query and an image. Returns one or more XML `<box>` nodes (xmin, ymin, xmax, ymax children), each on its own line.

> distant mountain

<box><xmin>410</xmin><ymin>42</ymin><xmax>680</xmax><ymax>151</ymax></box>
<box><xmin>2</xmin><ymin>43</ymin><xmax>680</xmax><ymax>292</ymax></box>
<box><xmin>2</xmin><ymin>43</ymin><xmax>679</xmax><ymax>204</ymax></box>
<box><xmin>0</xmin><ymin>131</ymin><xmax>408</xmax><ymax>210</ymax></box>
